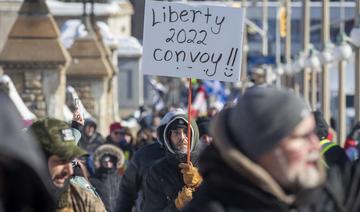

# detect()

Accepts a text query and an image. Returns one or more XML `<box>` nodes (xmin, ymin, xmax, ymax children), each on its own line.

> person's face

<box><xmin>139</xmin><ymin>131</ymin><xmax>149</xmax><ymax>140</ymax></box>
<box><xmin>258</xmin><ymin>115</ymin><xmax>323</xmax><ymax>191</ymax></box>
<box><xmin>101</xmin><ymin>159</ymin><xmax>114</xmax><ymax>169</ymax></box>
<box><xmin>200</xmin><ymin>134</ymin><xmax>213</xmax><ymax>145</ymax></box>
<box><xmin>152</xmin><ymin>117</ymin><xmax>161</xmax><ymax>128</ymax></box>
<box><xmin>207</xmin><ymin>108</ymin><xmax>218</xmax><ymax>118</ymax></box>
<box><xmin>120</xmin><ymin>133</ymin><xmax>132</xmax><ymax>144</ymax></box>
<box><xmin>170</xmin><ymin>128</ymin><xmax>188</xmax><ymax>154</ymax></box>
<box><xmin>111</xmin><ymin>130</ymin><xmax>121</xmax><ymax>142</ymax></box>
<box><xmin>47</xmin><ymin>155</ymin><xmax>73</xmax><ymax>188</ymax></box>
<box><xmin>84</xmin><ymin>125</ymin><xmax>95</xmax><ymax>137</ymax></box>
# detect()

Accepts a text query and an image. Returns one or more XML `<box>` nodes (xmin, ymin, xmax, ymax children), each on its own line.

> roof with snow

<box><xmin>47</xmin><ymin>0</ymin><xmax>132</xmax><ymax>17</ymax></box>
<box><xmin>117</xmin><ymin>36</ymin><xmax>142</xmax><ymax>57</ymax></box>
<box><xmin>61</xmin><ymin>19</ymin><xmax>142</xmax><ymax>57</ymax></box>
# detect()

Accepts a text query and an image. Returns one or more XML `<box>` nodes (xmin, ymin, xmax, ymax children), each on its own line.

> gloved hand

<box><xmin>175</xmin><ymin>186</ymin><xmax>193</xmax><ymax>209</ymax></box>
<box><xmin>179</xmin><ymin>162</ymin><xmax>203</xmax><ymax>188</ymax></box>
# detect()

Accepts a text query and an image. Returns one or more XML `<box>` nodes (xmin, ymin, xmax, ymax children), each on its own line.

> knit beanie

<box><xmin>212</xmin><ymin>86</ymin><xmax>310</xmax><ymax>160</ymax></box>
<box><xmin>109</xmin><ymin>122</ymin><xmax>122</xmax><ymax>134</ymax></box>
<box><xmin>196</xmin><ymin>117</ymin><xmax>210</xmax><ymax>137</ymax></box>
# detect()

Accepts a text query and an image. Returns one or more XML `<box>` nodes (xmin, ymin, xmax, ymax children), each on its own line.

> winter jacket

<box><xmin>79</xmin><ymin>132</ymin><xmax>104</xmax><ymax>154</ymax></box>
<box><xmin>0</xmin><ymin>93</ymin><xmax>54</xmax><ymax>212</ymax></box>
<box><xmin>118</xmin><ymin>142</ymin><xmax>165</xmax><ymax>212</ymax></box>
<box><xmin>56</xmin><ymin>176</ymin><xmax>106</xmax><ymax>212</ymax></box>
<box><xmin>105</xmin><ymin>136</ymin><xmax>134</xmax><ymax>161</ymax></box>
<box><xmin>90</xmin><ymin>144</ymin><xmax>125</xmax><ymax>212</ymax></box>
<box><xmin>320</xmin><ymin>139</ymin><xmax>349</xmax><ymax>169</ymax></box>
<box><xmin>73</xmin><ymin>120</ymin><xmax>104</xmax><ymax>155</ymax></box>
<box><xmin>183</xmin><ymin>144</ymin><xmax>360</xmax><ymax>212</ymax></box>
<box><xmin>142</xmin><ymin>113</ymin><xmax>200</xmax><ymax>212</ymax></box>
<box><xmin>143</xmin><ymin>155</ymin><xmax>188</xmax><ymax>212</ymax></box>
<box><xmin>90</xmin><ymin>168</ymin><xmax>122</xmax><ymax>212</ymax></box>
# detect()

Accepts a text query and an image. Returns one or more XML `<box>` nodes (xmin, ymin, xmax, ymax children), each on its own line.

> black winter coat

<box><xmin>79</xmin><ymin>132</ymin><xmax>104</xmax><ymax>154</ymax></box>
<box><xmin>143</xmin><ymin>155</ymin><xmax>190</xmax><ymax>212</ymax></box>
<box><xmin>183</xmin><ymin>145</ymin><xmax>359</xmax><ymax>212</ymax></box>
<box><xmin>71</xmin><ymin>121</ymin><xmax>104</xmax><ymax>154</ymax></box>
<box><xmin>89</xmin><ymin>168</ymin><xmax>122</xmax><ymax>212</ymax></box>
<box><xmin>117</xmin><ymin>142</ymin><xmax>164</xmax><ymax>212</ymax></box>
<box><xmin>105</xmin><ymin>136</ymin><xmax>134</xmax><ymax>160</ymax></box>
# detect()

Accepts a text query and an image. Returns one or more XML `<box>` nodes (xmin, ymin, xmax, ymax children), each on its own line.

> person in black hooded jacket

<box><xmin>89</xmin><ymin>144</ymin><xmax>125</xmax><ymax>212</ymax></box>
<box><xmin>117</xmin><ymin>109</ymin><xmax>186</xmax><ymax>212</ymax></box>
<box><xmin>142</xmin><ymin>110</ymin><xmax>202</xmax><ymax>212</ymax></box>
<box><xmin>183</xmin><ymin>87</ymin><xmax>360</xmax><ymax>212</ymax></box>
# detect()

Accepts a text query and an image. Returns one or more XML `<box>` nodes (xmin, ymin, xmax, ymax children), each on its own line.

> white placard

<box><xmin>142</xmin><ymin>1</ymin><xmax>245</xmax><ymax>82</ymax></box>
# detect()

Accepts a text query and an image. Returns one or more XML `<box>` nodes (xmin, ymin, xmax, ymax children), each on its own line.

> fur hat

<box><xmin>29</xmin><ymin>117</ymin><xmax>87</xmax><ymax>162</ymax></box>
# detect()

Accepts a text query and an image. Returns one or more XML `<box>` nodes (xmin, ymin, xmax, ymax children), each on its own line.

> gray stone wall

<box><xmin>6</xmin><ymin>71</ymin><xmax>47</xmax><ymax>118</ymax></box>
<box><xmin>23</xmin><ymin>71</ymin><xmax>47</xmax><ymax>117</ymax></box>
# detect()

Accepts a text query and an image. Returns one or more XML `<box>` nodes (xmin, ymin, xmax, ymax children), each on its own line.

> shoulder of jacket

<box><xmin>70</xmin><ymin>176</ymin><xmax>101</xmax><ymax>199</ymax></box>
<box><xmin>56</xmin><ymin>187</ymin><xmax>73</xmax><ymax>210</ymax></box>
<box><xmin>70</xmin><ymin>178</ymin><xmax>107</xmax><ymax>211</ymax></box>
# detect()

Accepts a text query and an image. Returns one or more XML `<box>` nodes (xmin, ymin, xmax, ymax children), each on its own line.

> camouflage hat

<box><xmin>29</xmin><ymin>117</ymin><xmax>87</xmax><ymax>162</ymax></box>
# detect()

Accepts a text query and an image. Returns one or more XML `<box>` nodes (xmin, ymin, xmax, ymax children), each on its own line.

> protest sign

<box><xmin>142</xmin><ymin>1</ymin><xmax>245</xmax><ymax>82</ymax></box>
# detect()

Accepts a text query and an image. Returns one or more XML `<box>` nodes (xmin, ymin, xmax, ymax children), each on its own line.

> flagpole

<box><xmin>187</xmin><ymin>78</ymin><xmax>192</xmax><ymax>163</ymax></box>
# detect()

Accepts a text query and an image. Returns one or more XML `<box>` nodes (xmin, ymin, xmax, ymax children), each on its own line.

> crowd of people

<box><xmin>3</xmin><ymin>85</ymin><xmax>360</xmax><ymax>212</ymax></box>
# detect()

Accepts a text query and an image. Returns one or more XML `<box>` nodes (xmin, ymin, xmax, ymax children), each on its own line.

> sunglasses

<box><xmin>113</xmin><ymin>131</ymin><xmax>122</xmax><ymax>135</ymax></box>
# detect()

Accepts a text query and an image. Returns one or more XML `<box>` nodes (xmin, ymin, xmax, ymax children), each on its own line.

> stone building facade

<box><xmin>66</xmin><ymin>17</ymin><xmax>116</xmax><ymax>135</ymax></box>
<box><xmin>0</xmin><ymin>0</ymin><xmax>70</xmax><ymax>119</ymax></box>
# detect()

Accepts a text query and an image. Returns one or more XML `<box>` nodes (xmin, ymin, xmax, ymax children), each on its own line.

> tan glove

<box><xmin>179</xmin><ymin>162</ymin><xmax>203</xmax><ymax>188</ymax></box>
<box><xmin>175</xmin><ymin>186</ymin><xmax>193</xmax><ymax>209</ymax></box>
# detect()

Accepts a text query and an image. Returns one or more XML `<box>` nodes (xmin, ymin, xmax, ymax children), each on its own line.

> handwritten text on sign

<box><xmin>142</xmin><ymin>1</ymin><xmax>245</xmax><ymax>82</ymax></box>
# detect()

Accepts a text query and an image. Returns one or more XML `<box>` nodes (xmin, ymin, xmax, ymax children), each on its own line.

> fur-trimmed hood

<box><xmin>93</xmin><ymin>144</ymin><xmax>125</xmax><ymax>169</ymax></box>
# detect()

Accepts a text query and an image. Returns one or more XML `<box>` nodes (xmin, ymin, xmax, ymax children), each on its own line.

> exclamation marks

<box><xmin>224</xmin><ymin>47</ymin><xmax>238</xmax><ymax>77</ymax></box>
<box><xmin>226</xmin><ymin>48</ymin><xmax>234</xmax><ymax>66</ymax></box>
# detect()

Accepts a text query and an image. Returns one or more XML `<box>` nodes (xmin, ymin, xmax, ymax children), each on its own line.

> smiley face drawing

<box><xmin>224</xmin><ymin>67</ymin><xmax>233</xmax><ymax>77</ymax></box>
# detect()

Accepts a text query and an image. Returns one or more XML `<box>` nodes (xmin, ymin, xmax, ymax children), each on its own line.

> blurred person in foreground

<box><xmin>184</xmin><ymin>86</ymin><xmax>360</xmax><ymax>212</ymax></box>
<box><xmin>0</xmin><ymin>92</ymin><xmax>54</xmax><ymax>211</ymax></box>
<box><xmin>29</xmin><ymin>117</ymin><xmax>106</xmax><ymax>211</ymax></box>
<box><xmin>142</xmin><ymin>109</ymin><xmax>202</xmax><ymax>211</ymax></box>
